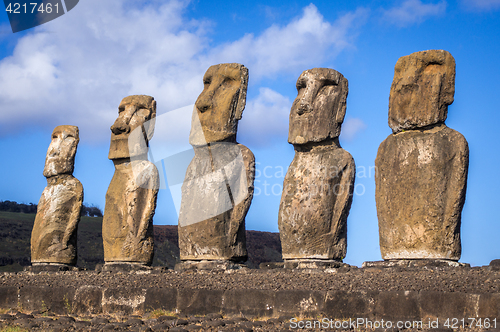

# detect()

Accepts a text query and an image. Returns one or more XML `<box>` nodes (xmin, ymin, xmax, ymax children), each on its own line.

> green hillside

<box><xmin>0</xmin><ymin>211</ymin><xmax>282</xmax><ymax>271</ymax></box>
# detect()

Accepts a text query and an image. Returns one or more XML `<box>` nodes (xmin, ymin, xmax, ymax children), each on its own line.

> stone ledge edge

<box><xmin>0</xmin><ymin>286</ymin><xmax>498</xmax><ymax>320</ymax></box>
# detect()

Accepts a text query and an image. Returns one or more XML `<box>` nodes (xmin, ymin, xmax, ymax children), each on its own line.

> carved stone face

<box><xmin>389</xmin><ymin>50</ymin><xmax>455</xmax><ymax>133</ymax></box>
<box><xmin>189</xmin><ymin>63</ymin><xmax>248</xmax><ymax>146</ymax></box>
<box><xmin>43</xmin><ymin>125</ymin><xmax>79</xmax><ymax>178</ymax></box>
<box><xmin>288</xmin><ymin>68</ymin><xmax>348</xmax><ymax>145</ymax></box>
<box><xmin>108</xmin><ymin>95</ymin><xmax>156</xmax><ymax>160</ymax></box>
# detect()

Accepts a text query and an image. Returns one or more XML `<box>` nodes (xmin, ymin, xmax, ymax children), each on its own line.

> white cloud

<box><xmin>0</xmin><ymin>0</ymin><xmax>367</xmax><ymax>146</ymax></box>
<box><xmin>238</xmin><ymin>88</ymin><xmax>292</xmax><ymax>147</ymax></box>
<box><xmin>461</xmin><ymin>0</ymin><xmax>500</xmax><ymax>11</ymax></box>
<box><xmin>209</xmin><ymin>5</ymin><xmax>369</xmax><ymax>79</ymax></box>
<box><xmin>0</xmin><ymin>0</ymin><xmax>208</xmax><ymax>143</ymax></box>
<box><xmin>340</xmin><ymin>117</ymin><xmax>367</xmax><ymax>142</ymax></box>
<box><xmin>382</xmin><ymin>0</ymin><xmax>446</xmax><ymax>27</ymax></box>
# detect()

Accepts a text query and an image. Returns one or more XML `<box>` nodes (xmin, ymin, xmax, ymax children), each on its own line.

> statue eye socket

<box><xmin>203</xmin><ymin>77</ymin><xmax>212</xmax><ymax>85</ymax></box>
<box><xmin>118</xmin><ymin>107</ymin><xmax>125</xmax><ymax>113</ymax></box>
<box><xmin>321</xmin><ymin>79</ymin><xmax>337</xmax><ymax>87</ymax></box>
<box><xmin>296</xmin><ymin>80</ymin><xmax>306</xmax><ymax>90</ymax></box>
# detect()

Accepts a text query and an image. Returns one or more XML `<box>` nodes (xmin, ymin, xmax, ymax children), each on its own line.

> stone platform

<box><xmin>362</xmin><ymin>259</ymin><xmax>471</xmax><ymax>269</ymax></box>
<box><xmin>174</xmin><ymin>260</ymin><xmax>247</xmax><ymax>271</ymax></box>
<box><xmin>1</xmin><ymin>262</ymin><xmax>498</xmax><ymax>324</ymax></box>
<box><xmin>25</xmin><ymin>263</ymin><xmax>80</xmax><ymax>273</ymax></box>
<box><xmin>96</xmin><ymin>263</ymin><xmax>167</xmax><ymax>273</ymax></box>
<box><xmin>260</xmin><ymin>259</ymin><xmax>350</xmax><ymax>270</ymax></box>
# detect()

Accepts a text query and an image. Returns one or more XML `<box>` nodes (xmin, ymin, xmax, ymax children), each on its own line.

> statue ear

<box><xmin>442</xmin><ymin>53</ymin><xmax>456</xmax><ymax>108</ymax></box>
<box><xmin>145</xmin><ymin>100</ymin><xmax>156</xmax><ymax>141</ymax></box>
<box><xmin>335</xmin><ymin>77</ymin><xmax>348</xmax><ymax>124</ymax></box>
<box><xmin>235</xmin><ymin>66</ymin><xmax>249</xmax><ymax>120</ymax></box>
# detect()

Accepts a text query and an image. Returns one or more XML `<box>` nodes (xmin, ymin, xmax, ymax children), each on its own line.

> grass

<box><xmin>0</xmin><ymin>327</ymin><xmax>29</xmax><ymax>332</ymax></box>
<box><xmin>0</xmin><ymin>211</ymin><xmax>36</xmax><ymax>222</ymax></box>
<box><xmin>148</xmin><ymin>309</ymin><xmax>178</xmax><ymax>319</ymax></box>
<box><xmin>0</xmin><ymin>210</ymin><xmax>282</xmax><ymax>271</ymax></box>
<box><xmin>0</xmin><ymin>211</ymin><xmax>105</xmax><ymax>271</ymax></box>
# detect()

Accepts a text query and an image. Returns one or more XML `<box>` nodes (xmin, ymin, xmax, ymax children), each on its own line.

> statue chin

<box><xmin>108</xmin><ymin>138</ymin><xmax>131</xmax><ymax>160</ymax></box>
<box><xmin>189</xmin><ymin>129</ymin><xmax>236</xmax><ymax>146</ymax></box>
<box><xmin>43</xmin><ymin>159</ymin><xmax>72</xmax><ymax>178</ymax></box>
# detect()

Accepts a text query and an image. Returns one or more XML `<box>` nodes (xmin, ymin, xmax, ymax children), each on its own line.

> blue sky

<box><xmin>0</xmin><ymin>0</ymin><xmax>499</xmax><ymax>267</ymax></box>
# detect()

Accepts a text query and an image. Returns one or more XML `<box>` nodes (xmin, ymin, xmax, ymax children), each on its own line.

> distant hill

<box><xmin>0</xmin><ymin>211</ymin><xmax>282</xmax><ymax>271</ymax></box>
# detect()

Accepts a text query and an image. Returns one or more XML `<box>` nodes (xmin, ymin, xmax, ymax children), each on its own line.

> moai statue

<box><xmin>31</xmin><ymin>125</ymin><xmax>83</xmax><ymax>270</ymax></box>
<box><xmin>102</xmin><ymin>95</ymin><xmax>159</xmax><ymax>269</ymax></box>
<box><xmin>177</xmin><ymin>63</ymin><xmax>255</xmax><ymax>269</ymax></box>
<box><xmin>374</xmin><ymin>50</ymin><xmax>469</xmax><ymax>266</ymax></box>
<box><xmin>278</xmin><ymin>68</ymin><xmax>355</xmax><ymax>269</ymax></box>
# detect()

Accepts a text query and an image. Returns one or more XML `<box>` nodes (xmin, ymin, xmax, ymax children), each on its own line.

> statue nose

<box><xmin>48</xmin><ymin>142</ymin><xmax>60</xmax><ymax>157</ymax></box>
<box><xmin>297</xmin><ymin>100</ymin><xmax>312</xmax><ymax>115</ymax></box>
<box><xmin>195</xmin><ymin>89</ymin><xmax>215</xmax><ymax>113</ymax></box>
<box><xmin>110</xmin><ymin>118</ymin><xmax>130</xmax><ymax>135</ymax></box>
<box><xmin>196</xmin><ymin>101</ymin><xmax>211</xmax><ymax>112</ymax></box>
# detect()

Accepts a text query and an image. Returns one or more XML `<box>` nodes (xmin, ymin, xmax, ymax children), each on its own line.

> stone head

<box><xmin>288</xmin><ymin>68</ymin><xmax>348</xmax><ymax>145</ymax></box>
<box><xmin>189</xmin><ymin>63</ymin><xmax>248</xmax><ymax>146</ymax></box>
<box><xmin>43</xmin><ymin>125</ymin><xmax>79</xmax><ymax>178</ymax></box>
<box><xmin>108</xmin><ymin>95</ymin><xmax>156</xmax><ymax>160</ymax></box>
<box><xmin>389</xmin><ymin>50</ymin><xmax>455</xmax><ymax>133</ymax></box>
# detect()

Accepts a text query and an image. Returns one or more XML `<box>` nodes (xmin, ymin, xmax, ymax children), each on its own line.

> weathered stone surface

<box><xmin>284</xmin><ymin>259</ymin><xmax>349</xmax><ymax>269</ymax></box>
<box><xmin>419</xmin><ymin>291</ymin><xmax>478</xmax><ymax>320</ymax></box>
<box><xmin>0</xmin><ymin>287</ymin><xmax>18</xmax><ymax>309</ymax></box>
<box><xmin>101</xmin><ymin>263</ymin><xmax>153</xmax><ymax>272</ymax></box>
<box><xmin>27</xmin><ymin>263</ymin><xmax>79</xmax><ymax>272</ymax></box>
<box><xmin>73</xmin><ymin>286</ymin><xmax>103</xmax><ymax>315</ymax></box>
<box><xmin>490</xmin><ymin>259</ymin><xmax>500</xmax><ymax>271</ymax></box>
<box><xmin>324</xmin><ymin>291</ymin><xmax>377</xmax><ymax>319</ymax></box>
<box><xmin>477</xmin><ymin>293</ymin><xmax>500</xmax><ymax>318</ymax></box>
<box><xmin>376</xmin><ymin>125</ymin><xmax>468</xmax><ymax>260</ymax></box>
<box><xmin>289</xmin><ymin>68</ymin><xmax>348</xmax><ymax>144</ymax></box>
<box><xmin>362</xmin><ymin>259</ymin><xmax>470</xmax><ymax>269</ymax></box>
<box><xmin>375</xmin><ymin>291</ymin><xmax>420</xmax><ymax>321</ymax></box>
<box><xmin>189</xmin><ymin>63</ymin><xmax>248</xmax><ymax>146</ymax></box>
<box><xmin>103</xmin><ymin>95</ymin><xmax>159</xmax><ymax>266</ymax></box>
<box><xmin>179</xmin><ymin>143</ymin><xmax>254</xmax><ymax>261</ymax></box>
<box><xmin>223</xmin><ymin>289</ymin><xmax>275</xmax><ymax>317</ymax></box>
<box><xmin>178</xmin><ymin>64</ymin><xmax>255</xmax><ymax>262</ymax></box>
<box><xmin>376</xmin><ymin>51</ymin><xmax>468</xmax><ymax>261</ymax></box>
<box><xmin>259</xmin><ymin>262</ymin><xmax>285</xmax><ymax>270</ymax></box>
<box><xmin>278</xmin><ymin>68</ymin><xmax>355</xmax><ymax>261</ymax></box>
<box><xmin>275</xmin><ymin>290</ymin><xmax>325</xmax><ymax>317</ymax></box>
<box><xmin>31</xmin><ymin>125</ymin><xmax>83</xmax><ymax>266</ymax></box>
<box><xmin>19</xmin><ymin>286</ymin><xmax>75</xmax><ymax>315</ymax></box>
<box><xmin>102</xmin><ymin>288</ymin><xmax>146</xmax><ymax>315</ymax></box>
<box><xmin>177</xmin><ymin>289</ymin><xmax>223</xmax><ymax>315</ymax></box>
<box><xmin>144</xmin><ymin>288</ymin><xmax>177</xmax><ymax>312</ymax></box>
<box><xmin>389</xmin><ymin>50</ymin><xmax>455</xmax><ymax>133</ymax></box>
<box><xmin>174</xmin><ymin>260</ymin><xmax>247</xmax><ymax>271</ymax></box>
